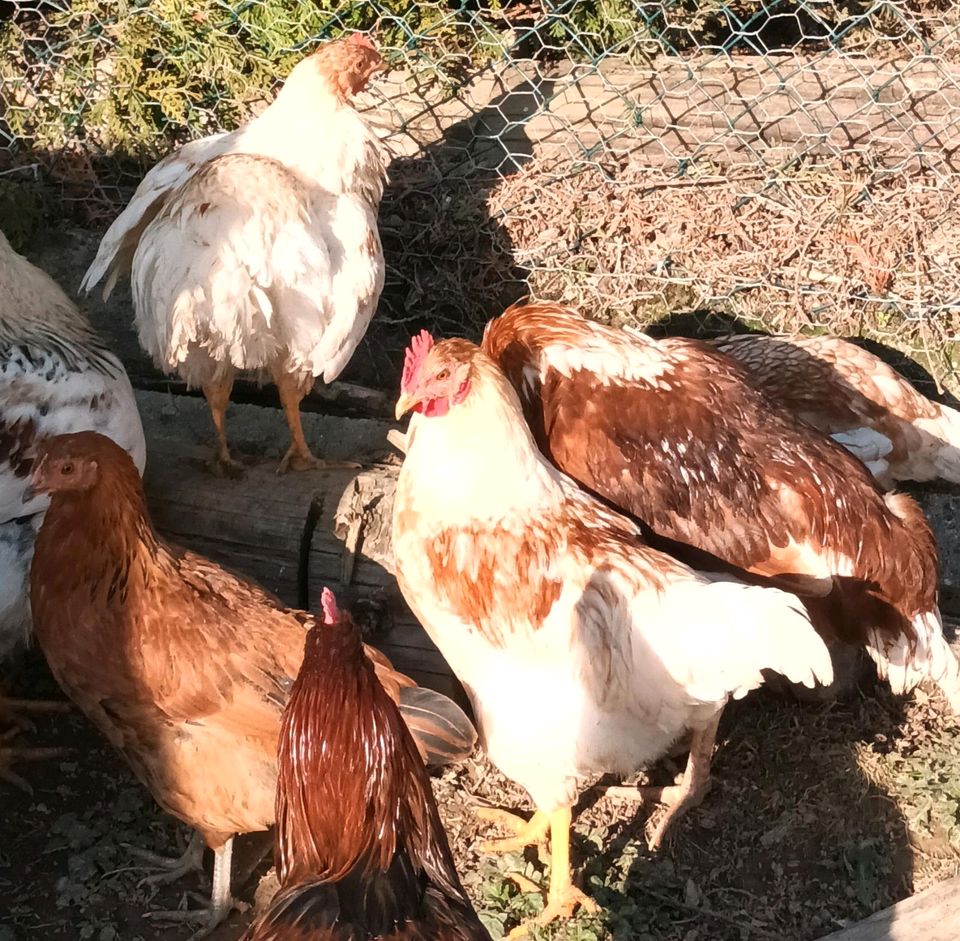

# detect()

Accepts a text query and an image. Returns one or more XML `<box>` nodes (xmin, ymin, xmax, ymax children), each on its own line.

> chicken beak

<box><xmin>395</xmin><ymin>392</ymin><xmax>418</xmax><ymax>421</ymax></box>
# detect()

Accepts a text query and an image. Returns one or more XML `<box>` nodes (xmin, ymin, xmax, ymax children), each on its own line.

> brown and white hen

<box><xmin>714</xmin><ymin>332</ymin><xmax>960</xmax><ymax>489</ymax></box>
<box><xmin>483</xmin><ymin>302</ymin><xmax>959</xmax><ymax>712</ymax></box>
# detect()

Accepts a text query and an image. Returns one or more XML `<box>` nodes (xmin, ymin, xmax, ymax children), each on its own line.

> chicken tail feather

<box><xmin>397</xmin><ymin>686</ymin><xmax>477</xmax><ymax>767</ymax></box>
<box><xmin>243</xmin><ymin>877</ymin><xmax>341</xmax><ymax>940</ymax></box>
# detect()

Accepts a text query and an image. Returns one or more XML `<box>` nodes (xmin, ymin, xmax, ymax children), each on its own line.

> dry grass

<box><xmin>484</xmin><ymin>154</ymin><xmax>960</xmax><ymax>394</ymax></box>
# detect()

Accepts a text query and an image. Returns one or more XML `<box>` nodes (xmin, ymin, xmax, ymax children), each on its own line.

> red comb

<box><xmin>320</xmin><ymin>587</ymin><xmax>339</xmax><ymax>626</ymax></box>
<box><xmin>401</xmin><ymin>330</ymin><xmax>435</xmax><ymax>393</ymax></box>
<box><xmin>347</xmin><ymin>32</ymin><xmax>376</xmax><ymax>50</ymax></box>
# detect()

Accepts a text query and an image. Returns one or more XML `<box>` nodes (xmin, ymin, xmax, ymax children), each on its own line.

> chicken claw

<box><xmin>475</xmin><ymin>807</ymin><xmax>550</xmax><ymax>854</ymax></box>
<box><xmin>208</xmin><ymin>454</ymin><xmax>245</xmax><ymax>479</ymax></box>
<box><xmin>0</xmin><ymin>695</ymin><xmax>71</xmax><ymax>732</ymax></box>
<box><xmin>276</xmin><ymin>448</ymin><xmax>361</xmax><ymax>474</ymax></box>
<box><xmin>0</xmin><ymin>741</ymin><xmax>65</xmax><ymax>794</ymax></box>
<box><xmin>127</xmin><ymin>829</ymin><xmax>205</xmax><ymax>887</ymax></box>
<box><xmin>605</xmin><ymin>716</ymin><xmax>717</xmax><ymax>850</ymax></box>
<box><xmin>506</xmin><ymin>882</ymin><xmax>599</xmax><ymax>939</ymax></box>
<box><xmin>142</xmin><ymin>838</ymin><xmax>247</xmax><ymax>940</ymax></box>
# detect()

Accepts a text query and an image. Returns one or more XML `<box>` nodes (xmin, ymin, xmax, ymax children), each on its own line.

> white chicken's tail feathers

<box><xmin>868</xmin><ymin>611</ymin><xmax>960</xmax><ymax>713</ymax></box>
<box><xmin>676</xmin><ymin>579</ymin><xmax>834</xmax><ymax>703</ymax></box>
<box><xmin>829</xmin><ymin>427</ymin><xmax>894</xmax><ymax>484</ymax></box>
<box><xmin>921</xmin><ymin>402</ymin><xmax>960</xmax><ymax>485</ymax></box>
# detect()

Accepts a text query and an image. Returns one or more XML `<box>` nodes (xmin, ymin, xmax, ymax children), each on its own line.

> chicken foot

<box><xmin>0</xmin><ymin>698</ymin><xmax>70</xmax><ymax>793</ymax></box>
<box><xmin>0</xmin><ymin>695</ymin><xmax>71</xmax><ymax>730</ymax></box>
<box><xmin>475</xmin><ymin>806</ymin><xmax>550</xmax><ymax>853</ymax></box>
<box><xmin>128</xmin><ymin>829</ymin><xmax>205</xmax><ymax>887</ymax></box>
<box><xmin>605</xmin><ymin>713</ymin><xmax>719</xmax><ymax>850</ymax></box>
<box><xmin>504</xmin><ymin>806</ymin><xmax>599</xmax><ymax>939</ymax></box>
<box><xmin>0</xmin><ymin>735</ymin><xmax>65</xmax><ymax>794</ymax></box>
<box><xmin>272</xmin><ymin>368</ymin><xmax>360</xmax><ymax>474</ymax></box>
<box><xmin>202</xmin><ymin>372</ymin><xmax>243</xmax><ymax>478</ymax></box>
<box><xmin>143</xmin><ymin>838</ymin><xmax>247</xmax><ymax>940</ymax></box>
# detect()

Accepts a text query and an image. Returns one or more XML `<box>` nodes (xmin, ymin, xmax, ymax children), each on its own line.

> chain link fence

<box><xmin>2</xmin><ymin>1</ymin><xmax>959</xmax><ymax>390</ymax></box>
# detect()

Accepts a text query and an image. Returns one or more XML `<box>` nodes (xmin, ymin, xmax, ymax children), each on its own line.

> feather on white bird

<box><xmin>81</xmin><ymin>34</ymin><xmax>388</xmax><ymax>474</ymax></box>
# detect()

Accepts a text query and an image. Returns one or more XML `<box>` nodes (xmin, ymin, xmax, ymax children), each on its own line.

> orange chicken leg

<box><xmin>202</xmin><ymin>371</ymin><xmax>242</xmax><ymax>477</ymax></box>
<box><xmin>271</xmin><ymin>367</ymin><xmax>359</xmax><ymax>474</ymax></box>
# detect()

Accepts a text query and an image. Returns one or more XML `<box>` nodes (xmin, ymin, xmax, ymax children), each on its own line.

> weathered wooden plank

<box><xmin>815</xmin><ymin>874</ymin><xmax>960</xmax><ymax>941</ymax></box>
<box><xmin>135</xmin><ymin>389</ymin><xmax>449</xmax><ymax>693</ymax></box>
<box><xmin>356</xmin><ymin>54</ymin><xmax>960</xmax><ymax>170</ymax></box>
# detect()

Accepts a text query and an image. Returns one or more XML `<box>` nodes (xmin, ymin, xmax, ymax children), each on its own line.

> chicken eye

<box><xmin>61</xmin><ymin>462</ymin><xmax>75</xmax><ymax>476</ymax></box>
<box><xmin>435</xmin><ymin>369</ymin><xmax>450</xmax><ymax>381</ymax></box>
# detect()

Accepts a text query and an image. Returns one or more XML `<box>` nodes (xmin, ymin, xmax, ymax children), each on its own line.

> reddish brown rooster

<box><xmin>482</xmin><ymin>301</ymin><xmax>959</xmax><ymax>712</ymax></box>
<box><xmin>242</xmin><ymin>588</ymin><xmax>490</xmax><ymax>941</ymax></box>
<box><xmin>28</xmin><ymin>431</ymin><xmax>476</xmax><ymax>937</ymax></box>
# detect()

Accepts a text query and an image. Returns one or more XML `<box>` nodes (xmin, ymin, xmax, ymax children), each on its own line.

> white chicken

<box><xmin>392</xmin><ymin>333</ymin><xmax>833</xmax><ymax>934</ymax></box>
<box><xmin>0</xmin><ymin>228</ymin><xmax>145</xmax><ymax>789</ymax></box>
<box><xmin>81</xmin><ymin>34</ymin><xmax>388</xmax><ymax>474</ymax></box>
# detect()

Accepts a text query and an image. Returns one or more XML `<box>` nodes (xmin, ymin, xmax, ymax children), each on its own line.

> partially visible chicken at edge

<box><xmin>715</xmin><ymin>332</ymin><xmax>960</xmax><ymax>489</ymax></box>
<box><xmin>0</xmin><ymin>228</ymin><xmax>145</xmax><ymax>791</ymax></box>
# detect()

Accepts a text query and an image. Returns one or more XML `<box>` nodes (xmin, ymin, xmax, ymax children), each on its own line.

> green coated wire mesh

<box><xmin>1</xmin><ymin>1</ymin><xmax>959</xmax><ymax>389</ymax></box>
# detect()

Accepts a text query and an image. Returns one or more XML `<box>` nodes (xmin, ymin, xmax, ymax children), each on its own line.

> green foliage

<box><xmin>2</xmin><ymin>0</ymin><xmax>938</xmax><ymax>170</ymax></box>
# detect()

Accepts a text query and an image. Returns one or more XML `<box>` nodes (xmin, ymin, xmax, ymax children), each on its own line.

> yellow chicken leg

<box><xmin>605</xmin><ymin>713</ymin><xmax>719</xmax><ymax>850</ymax></box>
<box><xmin>475</xmin><ymin>807</ymin><xmax>550</xmax><ymax>853</ymax></box>
<box><xmin>505</xmin><ymin>806</ymin><xmax>598</xmax><ymax>939</ymax></box>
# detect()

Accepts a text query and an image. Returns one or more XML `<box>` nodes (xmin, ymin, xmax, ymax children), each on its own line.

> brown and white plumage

<box><xmin>81</xmin><ymin>35</ymin><xmax>388</xmax><ymax>473</ymax></box>
<box><xmin>483</xmin><ymin>302</ymin><xmax>959</xmax><ymax>711</ymax></box>
<box><xmin>714</xmin><ymin>333</ymin><xmax>960</xmax><ymax>489</ymax></box>
<box><xmin>28</xmin><ymin>432</ymin><xmax>476</xmax><ymax>935</ymax></box>
<box><xmin>0</xmin><ymin>230</ymin><xmax>144</xmax><ymax>787</ymax></box>
<box><xmin>242</xmin><ymin>589</ymin><xmax>489</xmax><ymax>941</ymax></box>
<box><xmin>393</xmin><ymin>335</ymin><xmax>833</xmax><ymax>929</ymax></box>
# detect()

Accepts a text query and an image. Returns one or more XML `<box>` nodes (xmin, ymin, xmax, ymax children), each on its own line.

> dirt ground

<box><xmin>3</xmin><ymin>226</ymin><xmax>959</xmax><ymax>940</ymax></box>
<box><xmin>2</xmin><ymin>648</ymin><xmax>959</xmax><ymax>941</ymax></box>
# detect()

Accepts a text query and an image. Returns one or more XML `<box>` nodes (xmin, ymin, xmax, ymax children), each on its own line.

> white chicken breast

<box><xmin>81</xmin><ymin>34</ymin><xmax>388</xmax><ymax>475</ymax></box>
<box><xmin>391</xmin><ymin>334</ymin><xmax>833</xmax><ymax>933</ymax></box>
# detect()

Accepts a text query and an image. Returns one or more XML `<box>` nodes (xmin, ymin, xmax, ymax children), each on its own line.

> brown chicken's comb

<box><xmin>320</xmin><ymin>587</ymin><xmax>339</xmax><ymax>626</ymax></box>
<box><xmin>401</xmin><ymin>330</ymin><xmax>435</xmax><ymax>392</ymax></box>
<box><xmin>347</xmin><ymin>32</ymin><xmax>376</xmax><ymax>50</ymax></box>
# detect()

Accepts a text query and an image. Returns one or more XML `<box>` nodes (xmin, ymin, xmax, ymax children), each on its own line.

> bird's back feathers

<box><xmin>482</xmin><ymin>303</ymin><xmax>951</xmax><ymax>702</ymax></box>
<box><xmin>715</xmin><ymin>333</ymin><xmax>960</xmax><ymax>487</ymax></box>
